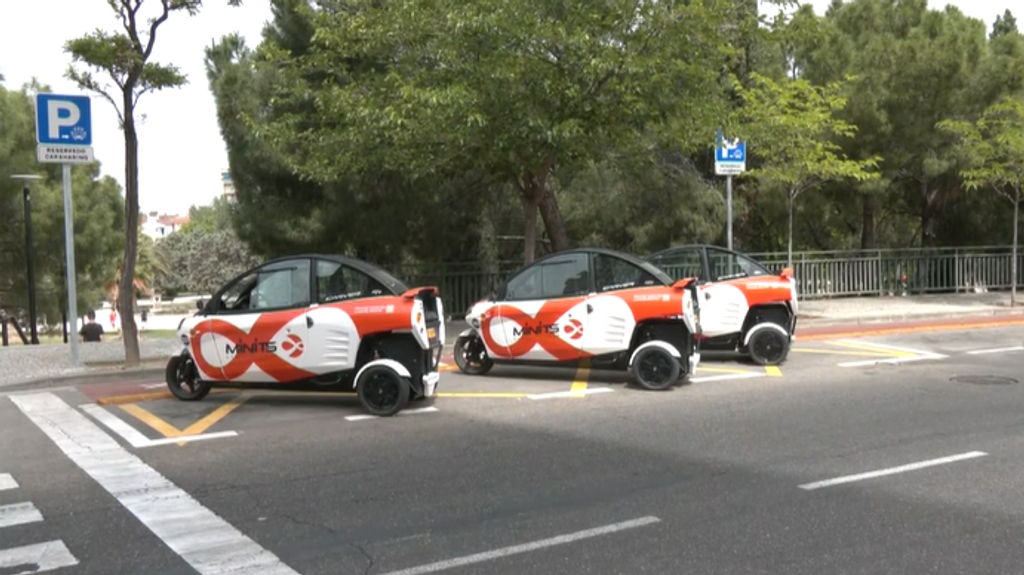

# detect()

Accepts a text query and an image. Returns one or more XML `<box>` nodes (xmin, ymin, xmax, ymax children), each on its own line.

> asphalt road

<box><xmin>1</xmin><ymin>325</ymin><xmax>1023</xmax><ymax>575</ymax></box>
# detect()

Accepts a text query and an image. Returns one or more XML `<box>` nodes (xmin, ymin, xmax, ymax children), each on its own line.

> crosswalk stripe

<box><xmin>0</xmin><ymin>540</ymin><xmax>79</xmax><ymax>573</ymax></box>
<box><xmin>0</xmin><ymin>501</ymin><xmax>43</xmax><ymax>528</ymax></box>
<box><xmin>9</xmin><ymin>392</ymin><xmax>302</xmax><ymax>575</ymax></box>
<box><xmin>0</xmin><ymin>473</ymin><xmax>17</xmax><ymax>491</ymax></box>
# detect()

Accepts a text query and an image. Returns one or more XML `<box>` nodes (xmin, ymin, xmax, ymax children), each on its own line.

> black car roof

<box><xmin>527</xmin><ymin>247</ymin><xmax>675</xmax><ymax>285</ymax></box>
<box><xmin>260</xmin><ymin>253</ymin><xmax>410</xmax><ymax>293</ymax></box>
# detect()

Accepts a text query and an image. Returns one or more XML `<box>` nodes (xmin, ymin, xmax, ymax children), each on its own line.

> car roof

<box><xmin>260</xmin><ymin>253</ymin><xmax>410</xmax><ymax>292</ymax></box>
<box><xmin>528</xmin><ymin>247</ymin><xmax>675</xmax><ymax>285</ymax></box>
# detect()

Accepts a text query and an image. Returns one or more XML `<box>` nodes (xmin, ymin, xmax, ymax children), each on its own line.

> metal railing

<box><xmin>384</xmin><ymin>245</ymin><xmax>1023</xmax><ymax>315</ymax></box>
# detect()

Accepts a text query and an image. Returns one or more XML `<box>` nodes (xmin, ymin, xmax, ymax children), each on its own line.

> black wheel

<box><xmin>357</xmin><ymin>365</ymin><xmax>411</xmax><ymax>417</ymax></box>
<box><xmin>454</xmin><ymin>334</ymin><xmax>494</xmax><ymax>375</ymax></box>
<box><xmin>166</xmin><ymin>354</ymin><xmax>211</xmax><ymax>401</ymax></box>
<box><xmin>747</xmin><ymin>325</ymin><xmax>791</xmax><ymax>365</ymax></box>
<box><xmin>630</xmin><ymin>346</ymin><xmax>680</xmax><ymax>391</ymax></box>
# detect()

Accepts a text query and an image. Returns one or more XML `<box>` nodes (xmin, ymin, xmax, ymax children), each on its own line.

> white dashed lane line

<box><xmin>798</xmin><ymin>451</ymin><xmax>989</xmax><ymax>491</ymax></box>
<box><xmin>967</xmin><ymin>346</ymin><xmax>1024</xmax><ymax>355</ymax></box>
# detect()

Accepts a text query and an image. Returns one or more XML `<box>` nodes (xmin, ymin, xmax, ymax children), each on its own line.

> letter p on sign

<box><xmin>35</xmin><ymin>93</ymin><xmax>93</xmax><ymax>147</ymax></box>
<box><xmin>47</xmin><ymin>101</ymin><xmax>80</xmax><ymax>140</ymax></box>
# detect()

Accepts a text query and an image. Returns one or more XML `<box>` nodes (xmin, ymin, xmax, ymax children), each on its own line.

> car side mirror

<box><xmin>196</xmin><ymin>299</ymin><xmax>205</xmax><ymax>311</ymax></box>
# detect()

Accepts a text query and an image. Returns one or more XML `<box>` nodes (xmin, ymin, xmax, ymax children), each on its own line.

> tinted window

<box><xmin>504</xmin><ymin>253</ymin><xmax>590</xmax><ymax>300</ymax></box>
<box><xmin>593</xmin><ymin>253</ymin><xmax>662</xmax><ymax>292</ymax></box>
<box><xmin>219</xmin><ymin>259</ymin><xmax>312</xmax><ymax>312</ymax></box>
<box><xmin>706</xmin><ymin>247</ymin><xmax>769</xmax><ymax>281</ymax></box>
<box><xmin>648</xmin><ymin>248</ymin><xmax>705</xmax><ymax>281</ymax></box>
<box><xmin>316</xmin><ymin>259</ymin><xmax>389</xmax><ymax>303</ymax></box>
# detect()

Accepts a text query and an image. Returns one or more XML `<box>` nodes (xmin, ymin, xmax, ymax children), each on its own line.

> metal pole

<box><xmin>62</xmin><ymin>164</ymin><xmax>80</xmax><ymax>367</ymax></box>
<box><xmin>22</xmin><ymin>182</ymin><xmax>39</xmax><ymax>344</ymax></box>
<box><xmin>726</xmin><ymin>175</ymin><xmax>733</xmax><ymax>251</ymax></box>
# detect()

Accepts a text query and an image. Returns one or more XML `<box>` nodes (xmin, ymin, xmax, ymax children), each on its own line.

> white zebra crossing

<box><xmin>0</xmin><ymin>471</ymin><xmax>79</xmax><ymax>574</ymax></box>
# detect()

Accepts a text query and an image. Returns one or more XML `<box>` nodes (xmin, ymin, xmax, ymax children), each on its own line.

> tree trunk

<box><xmin>787</xmin><ymin>191</ymin><xmax>795</xmax><ymax>269</ymax></box>
<box><xmin>538</xmin><ymin>186</ymin><xmax>571</xmax><ymax>253</ymax></box>
<box><xmin>520</xmin><ymin>193</ymin><xmax>539</xmax><ymax>265</ymax></box>
<box><xmin>119</xmin><ymin>95</ymin><xmax>141</xmax><ymax>365</ymax></box>
<box><xmin>860</xmin><ymin>193</ymin><xmax>875</xmax><ymax>250</ymax></box>
<box><xmin>1013</xmin><ymin>188</ymin><xmax>1020</xmax><ymax>307</ymax></box>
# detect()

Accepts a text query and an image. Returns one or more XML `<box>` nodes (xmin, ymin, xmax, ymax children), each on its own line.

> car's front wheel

<box><xmin>166</xmin><ymin>353</ymin><xmax>211</xmax><ymax>401</ymax></box>
<box><xmin>454</xmin><ymin>334</ymin><xmax>494</xmax><ymax>375</ymax></box>
<box><xmin>630</xmin><ymin>346</ymin><xmax>680</xmax><ymax>391</ymax></box>
<box><xmin>746</xmin><ymin>324</ymin><xmax>791</xmax><ymax>365</ymax></box>
<box><xmin>357</xmin><ymin>365</ymin><xmax>411</xmax><ymax>417</ymax></box>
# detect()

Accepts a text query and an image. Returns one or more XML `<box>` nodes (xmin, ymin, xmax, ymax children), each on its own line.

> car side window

<box><xmin>649</xmin><ymin>248</ymin><xmax>704</xmax><ymax>282</ymax></box>
<box><xmin>593</xmin><ymin>253</ymin><xmax>662</xmax><ymax>293</ymax></box>
<box><xmin>217</xmin><ymin>258</ymin><xmax>312</xmax><ymax>312</ymax></box>
<box><xmin>505</xmin><ymin>253</ymin><xmax>590</xmax><ymax>300</ymax></box>
<box><xmin>706</xmin><ymin>248</ymin><xmax>769</xmax><ymax>281</ymax></box>
<box><xmin>316</xmin><ymin>260</ymin><xmax>389</xmax><ymax>303</ymax></box>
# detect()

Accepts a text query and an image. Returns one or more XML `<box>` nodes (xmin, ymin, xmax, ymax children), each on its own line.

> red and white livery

<box><xmin>454</xmin><ymin>248</ymin><xmax>702</xmax><ymax>391</ymax></box>
<box><xmin>168</xmin><ymin>254</ymin><xmax>445</xmax><ymax>417</ymax></box>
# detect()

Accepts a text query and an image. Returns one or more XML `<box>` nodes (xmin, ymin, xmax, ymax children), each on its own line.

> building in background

<box><xmin>222</xmin><ymin>169</ymin><xmax>236</xmax><ymax>203</ymax></box>
<box><xmin>141</xmin><ymin>212</ymin><xmax>190</xmax><ymax>239</ymax></box>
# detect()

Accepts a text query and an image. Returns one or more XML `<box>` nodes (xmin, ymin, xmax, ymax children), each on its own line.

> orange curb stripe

<box><xmin>795</xmin><ymin>318</ymin><xmax>1024</xmax><ymax>342</ymax></box>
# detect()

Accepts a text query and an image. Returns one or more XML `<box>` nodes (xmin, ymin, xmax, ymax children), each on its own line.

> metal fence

<box><xmin>384</xmin><ymin>245</ymin><xmax>1023</xmax><ymax>316</ymax></box>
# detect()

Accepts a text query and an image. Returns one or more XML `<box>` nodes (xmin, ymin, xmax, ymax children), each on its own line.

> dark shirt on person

<box><xmin>80</xmin><ymin>322</ymin><xmax>104</xmax><ymax>342</ymax></box>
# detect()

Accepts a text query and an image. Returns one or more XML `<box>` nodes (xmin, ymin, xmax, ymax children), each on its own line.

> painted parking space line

<box><xmin>570</xmin><ymin>359</ymin><xmax>591</xmax><ymax>396</ymax></box>
<box><xmin>528</xmin><ymin>388</ymin><xmax>615</xmax><ymax>400</ymax></box>
<box><xmin>79</xmin><ymin>404</ymin><xmax>239</xmax><ymax>449</ymax></box>
<box><xmin>690</xmin><ymin>365</ymin><xmax>779</xmax><ymax>383</ymax></box>
<box><xmin>345</xmin><ymin>406</ymin><xmax>440</xmax><ymax>422</ymax></box>
<box><xmin>967</xmin><ymin>345</ymin><xmax>1024</xmax><ymax>355</ymax></box>
<box><xmin>792</xmin><ymin>339</ymin><xmax>946</xmax><ymax>367</ymax></box>
<box><xmin>376</xmin><ymin>515</ymin><xmax>661</xmax><ymax>575</ymax></box>
<box><xmin>9</xmin><ymin>392</ymin><xmax>303</xmax><ymax>575</ymax></box>
<box><xmin>798</xmin><ymin>451</ymin><xmax>988</xmax><ymax>491</ymax></box>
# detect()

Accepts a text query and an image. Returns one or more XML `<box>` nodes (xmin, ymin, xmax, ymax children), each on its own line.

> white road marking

<box><xmin>0</xmin><ymin>473</ymin><xmax>17</xmax><ymax>491</ymax></box>
<box><xmin>376</xmin><ymin>515</ymin><xmax>661</xmax><ymax>575</ymax></box>
<box><xmin>0</xmin><ymin>501</ymin><xmax>44</xmax><ymax>528</ymax></box>
<box><xmin>78</xmin><ymin>404</ymin><xmax>238</xmax><ymax>448</ymax></box>
<box><xmin>799</xmin><ymin>451</ymin><xmax>988</xmax><ymax>490</ymax></box>
<box><xmin>527</xmin><ymin>388</ymin><xmax>615</xmax><ymax>400</ymax></box>
<box><xmin>141</xmin><ymin>383</ymin><xmax>166</xmax><ymax>389</ymax></box>
<box><xmin>837</xmin><ymin>339</ymin><xmax>946</xmax><ymax>357</ymax></box>
<box><xmin>345</xmin><ymin>406</ymin><xmax>440</xmax><ymax>421</ymax></box>
<box><xmin>835</xmin><ymin>339</ymin><xmax>947</xmax><ymax>367</ymax></box>
<box><xmin>691</xmin><ymin>372</ymin><xmax>765</xmax><ymax>383</ymax></box>
<box><xmin>967</xmin><ymin>346</ymin><xmax>1024</xmax><ymax>355</ymax></box>
<box><xmin>9</xmin><ymin>392</ymin><xmax>302</xmax><ymax>575</ymax></box>
<box><xmin>0</xmin><ymin>540</ymin><xmax>79</xmax><ymax>573</ymax></box>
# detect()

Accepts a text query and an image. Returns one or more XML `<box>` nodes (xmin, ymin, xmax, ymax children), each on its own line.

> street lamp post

<box><xmin>10</xmin><ymin>174</ymin><xmax>44</xmax><ymax>345</ymax></box>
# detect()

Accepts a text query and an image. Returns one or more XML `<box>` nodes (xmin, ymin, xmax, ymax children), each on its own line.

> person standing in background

<box><xmin>80</xmin><ymin>311</ymin><xmax>104</xmax><ymax>343</ymax></box>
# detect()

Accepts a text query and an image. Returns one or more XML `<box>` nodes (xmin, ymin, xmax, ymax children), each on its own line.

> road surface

<box><xmin>1</xmin><ymin>325</ymin><xmax>1023</xmax><ymax>575</ymax></box>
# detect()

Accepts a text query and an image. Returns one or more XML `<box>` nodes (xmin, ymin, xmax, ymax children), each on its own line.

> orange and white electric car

<box><xmin>167</xmin><ymin>254</ymin><xmax>445</xmax><ymax>417</ymax></box>
<box><xmin>453</xmin><ymin>248</ymin><xmax>702</xmax><ymax>390</ymax></box>
<box><xmin>645</xmin><ymin>244</ymin><xmax>798</xmax><ymax>365</ymax></box>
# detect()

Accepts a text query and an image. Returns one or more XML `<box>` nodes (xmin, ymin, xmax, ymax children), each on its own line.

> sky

<box><xmin>0</xmin><ymin>0</ymin><xmax>1014</xmax><ymax>217</ymax></box>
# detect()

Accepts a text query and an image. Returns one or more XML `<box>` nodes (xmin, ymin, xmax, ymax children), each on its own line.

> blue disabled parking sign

<box><xmin>34</xmin><ymin>93</ymin><xmax>95</xmax><ymax>164</ymax></box>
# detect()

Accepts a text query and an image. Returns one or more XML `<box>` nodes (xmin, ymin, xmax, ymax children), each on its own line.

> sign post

<box><xmin>714</xmin><ymin>130</ymin><xmax>746</xmax><ymax>250</ymax></box>
<box><xmin>34</xmin><ymin>93</ymin><xmax>95</xmax><ymax>367</ymax></box>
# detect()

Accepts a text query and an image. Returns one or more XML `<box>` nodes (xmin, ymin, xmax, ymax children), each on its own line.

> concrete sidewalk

<box><xmin>2</xmin><ymin>292</ymin><xmax>1021</xmax><ymax>391</ymax></box>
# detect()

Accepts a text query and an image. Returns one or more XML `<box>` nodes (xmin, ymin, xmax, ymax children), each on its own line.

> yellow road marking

<box><xmin>827</xmin><ymin>340</ymin><xmax>917</xmax><ymax>357</ymax></box>
<box><xmin>568</xmin><ymin>360</ymin><xmax>590</xmax><ymax>397</ymax></box>
<box><xmin>97</xmin><ymin>389</ymin><xmax>232</xmax><ymax>406</ymax></box>
<box><xmin>119</xmin><ymin>393</ymin><xmax>252</xmax><ymax>446</ymax></box>
<box><xmin>765</xmin><ymin>366</ymin><xmax>782</xmax><ymax>377</ymax></box>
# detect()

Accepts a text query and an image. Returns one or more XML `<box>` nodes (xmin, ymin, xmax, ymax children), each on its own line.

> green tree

<box><xmin>939</xmin><ymin>95</ymin><xmax>1024</xmax><ymax>305</ymax></box>
<box><xmin>253</xmin><ymin>0</ymin><xmax>735</xmax><ymax>264</ymax></box>
<box><xmin>0</xmin><ymin>80</ymin><xmax>125</xmax><ymax>331</ymax></box>
<box><xmin>734</xmin><ymin>73</ymin><xmax>880</xmax><ymax>267</ymax></box>
<box><xmin>63</xmin><ymin>0</ymin><xmax>241</xmax><ymax>365</ymax></box>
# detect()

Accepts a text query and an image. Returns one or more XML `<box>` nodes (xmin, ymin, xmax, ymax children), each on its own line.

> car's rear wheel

<box><xmin>166</xmin><ymin>354</ymin><xmax>211</xmax><ymax>401</ymax></box>
<box><xmin>630</xmin><ymin>346</ymin><xmax>680</xmax><ymax>391</ymax></box>
<box><xmin>357</xmin><ymin>365</ymin><xmax>411</xmax><ymax>417</ymax></box>
<box><xmin>454</xmin><ymin>334</ymin><xmax>494</xmax><ymax>375</ymax></box>
<box><xmin>747</xmin><ymin>325</ymin><xmax>790</xmax><ymax>365</ymax></box>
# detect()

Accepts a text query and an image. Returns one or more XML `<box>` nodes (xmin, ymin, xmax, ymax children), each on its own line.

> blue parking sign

<box><xmin>35</xmin><ymin>93</ymin><xmax>93</xmax><ymax>146</ymax></box>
